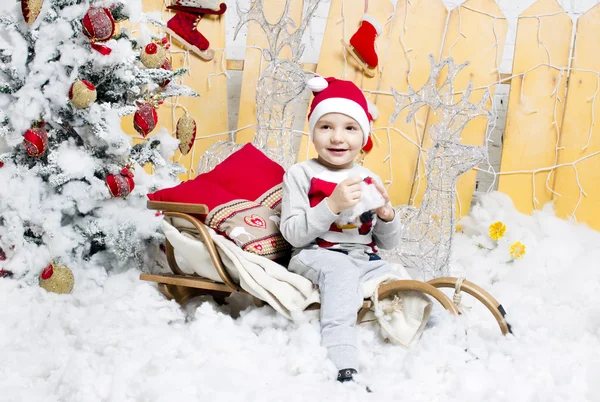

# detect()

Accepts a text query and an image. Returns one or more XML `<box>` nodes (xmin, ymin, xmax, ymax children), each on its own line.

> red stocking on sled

<box><xmin>165</xmin><ymin>1</ymin><xmax>227</xmax><ymax>61</ymax></box>
<box><xmin>341</xmin><ymin>13</ymin><xmax>383</xmax><ymax>77</ymax></box>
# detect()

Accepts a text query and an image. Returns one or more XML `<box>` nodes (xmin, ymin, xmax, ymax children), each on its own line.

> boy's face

<box><xmin>313</xmin><ymin>113</ymin><xmax>364</xmax><ymax>169</ymax></box>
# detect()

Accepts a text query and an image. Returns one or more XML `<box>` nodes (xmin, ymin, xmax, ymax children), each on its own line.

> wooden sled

<box><xmin>340</xmin><ymin>39</ymin><xmax>376</xmax><ymax>77</ymax></box>
<box><xmin>142</xmin><ymin>200</ymin><xmax>511</xmax><ymax>335</ymax></box>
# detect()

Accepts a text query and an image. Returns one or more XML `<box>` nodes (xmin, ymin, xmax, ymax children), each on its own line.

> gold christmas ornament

<box><xmin>69</xmin><ymin>79</ymin><xmax>97</xmax><ymax>109</ymax></box>
<box><xmin>140</xmin><ymin>42</ymin><xmax>168</xmax><ymax>69</ymax></box>
<box><xmin>176</xmin><ymin>113</ymin><xmax>197</xmax><ymax>155</ymax></box>
<box><xmin>39</xmin><ymin>262</ymin><xmax>74</xmax><ymax>294</ymax></box>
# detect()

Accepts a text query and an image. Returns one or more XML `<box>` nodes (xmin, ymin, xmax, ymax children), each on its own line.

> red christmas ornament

<box><xmin>0</xmin><ymin>161</ymin><xmax>4</xmax><ymax>168</ymax></box>
<box><xmin>81</xmin><ymin>7</ymin><xmax>115</xmax><ymax>55</ymax></box>
<box><xmin>21</xmin><ymin>0</ymin><xmax>44</xmax><ymax>25</ymax></box>
<box><xmin>106</xmin><ymin>165</ymin><xmax>135</xmax><ymax>198</ymax></box>
<box><xmin>23</xmin><ymin>125</ymin><xmax>48</xmax><ymax>157</ymax></box>
<box><xmin>159</xmin><ymin>58</ymin><xmax>172</xmax><ymax>88</ymax></box>
<box><xmin>133</xmin><ymin>102</ymin><xmax>158</xmax><ymax>137</ymax></box>
<box><xmin>140</xmin><ymin>39</ymin><xmax>170</xmax><ymax>69</ymax></box>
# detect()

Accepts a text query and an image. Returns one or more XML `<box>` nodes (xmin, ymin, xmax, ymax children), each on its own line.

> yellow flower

<box><xmin>509</xmin><ymin>241</ymin><xmax>526</xmax><ymax>259</ymax></box>
<box><xmin>489</xmin><ymin>221</ymin><xmax>506</xmax><ymax>240</ymax></box>
<box><xmin>455</xmin><ymin>224</ymin><xmax>464</xmax><ymax>233</ymax></box>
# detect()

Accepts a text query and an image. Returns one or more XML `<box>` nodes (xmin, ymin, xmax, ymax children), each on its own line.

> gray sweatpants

<box><xmin>288</xmin><ymin>247</ymin><xmax>393</xmax><ymax>370</ymax></box>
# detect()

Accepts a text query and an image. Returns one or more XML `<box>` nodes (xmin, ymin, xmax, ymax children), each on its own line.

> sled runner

<box><xmin>141</xmin><ymin>200</ymin><xmax>512</xmax><ymax>336</ymax></box>
<box><xmin>340</xmin><ymin>39</ymin><xmax>377</xmax><ymax>78</ymax></box>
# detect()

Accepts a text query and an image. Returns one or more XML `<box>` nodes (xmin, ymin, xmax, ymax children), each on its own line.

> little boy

<box><xmin>280</xmin><ymin>76</ymin><xmax>401</xmax><ymax>384</ymax></box>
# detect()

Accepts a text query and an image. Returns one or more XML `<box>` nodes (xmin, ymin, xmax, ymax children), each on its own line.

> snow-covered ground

<box><xmin>1</xmin><ymin>192</ymin><xmax>599</xmax><ymax>402</ymax></box>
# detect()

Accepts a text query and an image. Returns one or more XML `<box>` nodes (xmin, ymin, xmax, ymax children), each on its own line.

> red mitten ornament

<box><xmin>176</xmin><ymin>113</ymin><xmax>197</xmax><ymax>155</ymax></box>
<box><xmin>81</xmin><ymin>7</ymin><xmax>115</xmax><ymax>55</ymax></box>
<box><xmin>106</xmin><ymin>165</ymin><xmax>135</xmax><ymax>198</ymax></box>
<box><xmin>140</xmin><ymin>38</ymin><xmax>170</xmax><ymax>69</ymax></box>
<box><xmin>23</xmin><ymin>124</ymin><xmax>48</xmax><ymax>157</ymax></box>
<box><xmin>22</xmin><ymin>0</ymin><xmax>44</xmax><ymax>24</ymax></box>
<box><xmin>133</xmin><ymin>102</ymin><xmax>159</xmax><ymax>137</ymax></box>
<box><xmin>69</xmin><ymin>79</ymin><xmax>97</xmax><ymax>109</ymax></box>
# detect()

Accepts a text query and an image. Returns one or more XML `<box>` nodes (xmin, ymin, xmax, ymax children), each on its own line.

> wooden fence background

<box><xmin>127</xmin><ymin>0</ymin><xmax>600</xmax><ymax>231</ymax></box>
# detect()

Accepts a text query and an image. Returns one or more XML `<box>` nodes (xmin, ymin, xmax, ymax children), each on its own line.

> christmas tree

<box><xmin>0</xmin><ymin>0</ymin><xmax>195</xmax><ymax>280</ymax></box>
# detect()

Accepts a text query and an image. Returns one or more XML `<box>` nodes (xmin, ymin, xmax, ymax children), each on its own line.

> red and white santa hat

<box><xmin>307</xmin><ymin>76</ymin><xmax>378</xmax><ymax>152</ymax></box>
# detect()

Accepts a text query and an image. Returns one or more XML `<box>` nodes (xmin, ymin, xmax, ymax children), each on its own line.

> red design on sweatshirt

<box><xmin>308</xmin><ymin>177</ymin><xmax>376</xmax><ymax>248</ymax></box>
<box><xmin>308</xmin><ymin>177</ymin><xmax>337</xmax><ymax>207</ymax></box>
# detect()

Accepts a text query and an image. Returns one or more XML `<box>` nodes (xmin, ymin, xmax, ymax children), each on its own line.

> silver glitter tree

<box><xmin>198</xmin><ymin>0</ymin><xmax>321</xmax><ymax>173</ymax></box>
<box><xmin>381</xmin><ymin>56</ymin><xmax>491</xmax><ymax>280</ymax></box>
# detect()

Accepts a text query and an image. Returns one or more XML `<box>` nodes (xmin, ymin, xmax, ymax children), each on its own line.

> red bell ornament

<box><xmin>176</xmin><ymin>113</ymin><xmax>197</xmax><ymax>155</ymax></box>
<box><xmin>81</xmin><ymin>7</ymin><xmax>116</xmax><ymax>55</ymax></box>
<box><xmin>133</xmin><ymin>102</ymin><xmax>158</xmax><ymax>137</ymax></box>
<box><xmin>106</xmin><ymin>165</ymin><xmax>135</xmax><ymax>198</ymax></box>
<box><xmin>22</xmin><ymin>0</ymin><xmax>44</xmax><ymax>25</ymax></box>
<box><xmin>23</xmin><ymin>126</ymin><xmax>48</xmax><ymax>157</ymax></box>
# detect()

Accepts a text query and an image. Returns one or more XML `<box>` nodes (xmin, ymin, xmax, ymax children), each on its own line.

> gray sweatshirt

<box><xmin>280</xmin><ymin>159</ymin><xmax>401</xmax><ymax>254</ymax></box>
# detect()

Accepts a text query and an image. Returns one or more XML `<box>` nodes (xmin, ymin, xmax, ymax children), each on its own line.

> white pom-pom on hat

<box><xmin>307</xmin><ymin>76</ymin><xmax>329</xmax><ymax>92</ymax></box>
<box><xmin>367</xmin><ymin>100</ymin><xmax>379</xmax><ymax>120</ymax></box>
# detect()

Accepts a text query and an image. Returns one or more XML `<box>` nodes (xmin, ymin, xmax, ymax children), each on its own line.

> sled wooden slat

<box><xmin>147</xmin><ymin>200</ymin><xmax>209</xmax><ymax>214</ymax></box>
<box><xmin>141</xmin><ymin>273</ymin><xmax>234</xmax><ymax>293</ymax></box>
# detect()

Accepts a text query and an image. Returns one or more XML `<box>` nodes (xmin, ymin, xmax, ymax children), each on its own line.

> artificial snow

<box><xmin>1</xmin><ymin>192</ymin><xmax>598</xmax><ymax>401</ymax></box>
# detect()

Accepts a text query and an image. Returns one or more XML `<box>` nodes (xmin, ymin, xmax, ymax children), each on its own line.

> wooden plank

<box><xmin>121</xmin><ymin>0</ymin><xmax>229</xmax><ymax>181</ymax></box>
<box><xmin>410</xmin><ymin>0</ymin><xmax>508</xmax><ymax>217</ymax></box>
<box><xmin>553</xmin><ymin>4</ymin><xmax>600</xmax><ymax>230</ymax></box>
<box><xmin>140</xmin><ymin>273</ymin><xmax>233</xmax><ymax>293</ymax></box>
<box><xmin>146</xmin><ymin>201</ymin><xmax>209</xmax><ymax>214</ymax></box>
<box><xmin>296</xmin><ymin>0</ymin><xmax>400</xmax><ymax>194</ymax></box>
<box><xmin>235</xmin><ymin>0</ymin><xmax>304</xmax><ymax>144</ymax></box>
<box><xmin>498</xmin><ymin>0</ymin><xmax>572</xmax><ymax>214</ymax></box>
<box><xmin>365</xmin><ymin>0</ymin><xmax>448</xmax><ymax>205</ymax></box>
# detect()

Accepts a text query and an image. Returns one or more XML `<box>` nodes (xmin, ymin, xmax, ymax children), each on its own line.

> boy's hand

<box><xmin>326</xmin><ymin>177</ymin><xmax>362</xmax><ymax>214</ymax></box>
<box><xmin>374</xmin><ymin>182</ymin><xmax>395</xmax><ymax>222</ymax></box>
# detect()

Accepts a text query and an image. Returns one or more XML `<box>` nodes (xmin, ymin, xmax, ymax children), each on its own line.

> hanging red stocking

<box><xmin>166</xmin><ymin>11</ymin><xmax>215</xmax><ymax>61</ymax></box>
<box><xmin>341</xmin><ymin>1</ymin><xmax>382</xmax><ymax>77</ymax></box>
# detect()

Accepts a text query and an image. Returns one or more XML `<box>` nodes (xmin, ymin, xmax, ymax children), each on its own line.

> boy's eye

<box><xmin>320</xmin><ymin>125</ymin><xmax>331</xmax><ymax>129</ymax></box>
<box><xmin>346</xmin><ymin>126</ymin><xmax>357</xmax><ymax>131</ymax></box>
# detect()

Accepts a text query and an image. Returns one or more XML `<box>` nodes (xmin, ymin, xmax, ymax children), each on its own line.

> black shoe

<box><xmin>337</xmin><ymin>368</ymin><xmax>357</xmax><ymax>383</ymax></box>
<box><xmin>337</xmin><ymin>369</ymin><xmax>372</xmax><ymax>392</ymax></box>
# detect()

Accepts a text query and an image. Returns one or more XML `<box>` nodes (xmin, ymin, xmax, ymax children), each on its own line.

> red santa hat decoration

<box><xmin>306</xmin><ymin>76</ymin><xmax>377</xmax><ymax>153</ymax></box>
